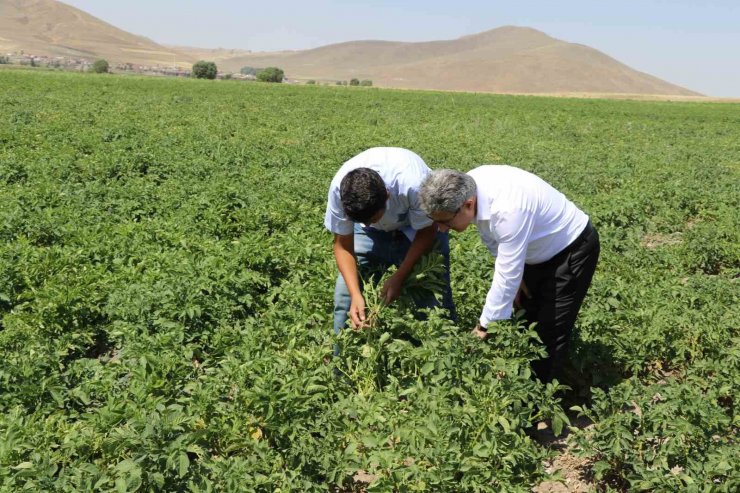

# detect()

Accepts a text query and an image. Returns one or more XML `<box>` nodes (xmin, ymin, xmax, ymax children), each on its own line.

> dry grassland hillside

<box><xmin>1</xmin><ymin>0</ymin><xmax>701</xmax><ymax>96</ymax></box>
<box><xmin>0</xmin><ymin>0</ymin><xmax>192</xmax><ymax>66</ymax></box>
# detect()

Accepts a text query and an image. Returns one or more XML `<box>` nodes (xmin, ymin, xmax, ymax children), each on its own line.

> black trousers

<box><xmin>520</xmin><ymin>222</ymin><xmax>600</xmax><ymax>383</ymax></box>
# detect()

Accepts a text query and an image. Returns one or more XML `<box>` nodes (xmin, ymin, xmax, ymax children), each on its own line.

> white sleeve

<box><xmin>479</xmin><ymin>209</ymin><xmax>535</xmax><ymax>327</ymax></box>
<box><xmin>324</xmin><ymin>183</ymin><xmax>354</xmax><ymax>235</ymax></box>
<box><xmin>407</xmin><ymin>185</ymin><xmax>434</xmax><ymax>230</ymax></box>
<box><xmin>479</xmin><ymin>225</ymin><xmax>498</xmax><ymax>256</ymax></box>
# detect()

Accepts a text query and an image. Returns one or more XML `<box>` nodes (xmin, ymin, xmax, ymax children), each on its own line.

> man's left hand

<box><xmin>514</xmin><ymin>280</ymin><xmax>531</xmax><ymax>309</ymax></box>
<box><xmin>380</xmin><ymin>273</ymin><xmax>404</xmax><ymax>304</ymax></box>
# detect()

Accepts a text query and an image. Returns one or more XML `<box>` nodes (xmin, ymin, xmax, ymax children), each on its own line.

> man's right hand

<box><xmin>349</xmin><ymin>295</ymin><xmax>367</xmax><ymax>329</ymax></box>
<box><xmin>471</xmin><ymin>324</ymin><xmax>488</xmax><ymax>339</ymax></box>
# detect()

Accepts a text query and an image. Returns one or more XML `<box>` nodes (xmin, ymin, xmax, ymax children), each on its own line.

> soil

<box><xmin>640</xmin><ymin>232</ymin><xmax>683</xmax><ymax>250</ymax></box>
<box><xmin>531</xmin><ymin>416</ymin><xmax>596</xmax><ymax>493</ymax></box>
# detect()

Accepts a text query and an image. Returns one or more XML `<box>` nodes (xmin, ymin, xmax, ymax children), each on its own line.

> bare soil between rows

<box><xmin>532</xmin><ymin>416</ymin><xmax>596</xmax><ymax>493</ymax></box>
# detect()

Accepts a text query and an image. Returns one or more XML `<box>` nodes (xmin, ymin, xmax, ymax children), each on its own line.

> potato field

<box><xmin>0</xmin><ymin>69</ymin><xmax>738</xmax><ymax>492</ymax></box>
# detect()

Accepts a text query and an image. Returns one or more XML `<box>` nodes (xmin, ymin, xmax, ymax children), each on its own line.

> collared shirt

<box><xmin>324</xmin><ymin>147</ymin><xmax>434</xmax><ymax>240</ymax></box>
<box><xmin>469</xmin><ymin>165</ymin><xmax>589</xmax><ymax>327</ymax></box>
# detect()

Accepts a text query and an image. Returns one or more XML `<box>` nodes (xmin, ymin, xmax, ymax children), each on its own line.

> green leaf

<box><xmin>399</xmin><ymin>386</ymin><xmax>417</xmax><ymax>396</ymax></box>
<box><xmin>715</xmin><ymin>461</ymin><xmax>731</xmax><ymax>473</ymax></box>
<box><xmin>552</xmin><ymin>415</ymin><xmax>564</xmax><ymax>436</ymax></box>
<box><xmin>473</xmin><ymin>443</ymin><xmax>491</xmax><ymax>458</ymax></box>
<box><xmin>305</xmin><ymin>384</ymin><xmax>327</xmax><ymax>394</ymax></box>
<box><xmin>178</xmin><ymin>452</ymin><xmax>190</xmax><ymax>478</ymax></box>
<box><xmin>151</xmin><ymin>472</ymin><xmax>165</xmax><ymax>487</ymax></box>
<box><xmin>115</xmin><ymin>478</ymin><xmax>127</xmax><ymax>493</ymax></box>
<box><xmin>344</xmin><ymin>442</ymin><xmax>358</xmax><ymax>456</ymax></box>
<box><xmin>361</xmin><ymin>436</ymin><xmax>379</xmax><ymax>448</ymax></box>
<box><xmin>116</xmin><ymin>459</ymin><xmax>136</xmax><ymax>473</ymax></box>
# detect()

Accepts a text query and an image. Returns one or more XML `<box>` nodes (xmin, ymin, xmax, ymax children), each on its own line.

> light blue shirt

<box><xmin>324</xmin><ymin>147</ymin><xmax>433</xmax><ymax>240</ymax></box>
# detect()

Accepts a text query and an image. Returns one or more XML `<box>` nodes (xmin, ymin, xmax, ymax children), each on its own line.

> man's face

<box><xmin>430</xmin><ymin>198</ymin><xmax>475</xmax><ymax>233</ymax></box>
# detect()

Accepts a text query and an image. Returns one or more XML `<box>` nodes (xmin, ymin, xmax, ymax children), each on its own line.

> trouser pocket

<box><xmin>568</xmin><ymin>229</ymin><xmax>600</xmax><ymax>277</ymax></box>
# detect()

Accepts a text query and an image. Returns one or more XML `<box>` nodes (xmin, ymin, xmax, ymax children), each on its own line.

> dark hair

<box><xmin>340</xmin><ymin>168</ymin><xmax>387</xmax><ymax>223</ymax></box>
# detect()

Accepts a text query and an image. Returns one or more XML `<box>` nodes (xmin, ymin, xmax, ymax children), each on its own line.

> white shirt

<box><xmin>324</xmin><ymin>147</ymin><xmax>433</xmax><ymax>240</ymax></box>
<box><xmin>469</xmin><ymin>165</ymin><xmax>589</xmax><ymax>327</ymax></box>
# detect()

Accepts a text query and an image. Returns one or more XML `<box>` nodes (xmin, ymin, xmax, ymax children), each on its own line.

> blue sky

<box><xmin>62</xmin><ymin>0</ymin><xmax>740</xmax><ymax>96</ymax></box>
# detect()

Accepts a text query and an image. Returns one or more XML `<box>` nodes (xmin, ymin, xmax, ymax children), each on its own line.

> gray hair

<box><xmin>419</xmin><ymin>169</ymin><xmax>477</xmax><ymax>215</ymax></box>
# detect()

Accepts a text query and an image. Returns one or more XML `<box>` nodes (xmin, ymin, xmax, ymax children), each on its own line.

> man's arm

<box><xmin>472</xmin><ymin>277</ymin><xmax>529</xmax><ymax>340</ymax></box>
<box><xmin>479</xmin><ymin>210</ymin><xmax>534</xmax><ymax>328</ymax></box>
<box><xmin>333</xmin><ymin>233</ymin><xmax>366</xmax><ymax>328</ymax></box>
<box><xmin>380</xmin><ymin>224</ymin><xmax>437</xmax><ymax>304</ymax></box>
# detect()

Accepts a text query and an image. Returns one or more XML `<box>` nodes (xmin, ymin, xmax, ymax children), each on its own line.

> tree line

<box><xmin>18</xmin><ymin>56</ymin><xmax>372</xmax><ymax>87</ymax></box>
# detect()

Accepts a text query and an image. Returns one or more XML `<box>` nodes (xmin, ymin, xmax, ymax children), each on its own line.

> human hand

<box><xmin>349</xmin><ymin>295</ymin><xmax>367</xmax><ymax>329</ymax></box>
<box><xmin>380</xmin><ymin>273</ymin><xmax>404</xmax><ymax>305</ymax></box>
<box><xmin>514</xmin><ymin>280</ymin><xmax>531</xmax><ymax>309</ymax></box>
<box><xmin>471</xmin><ymin>324</ymin><xmax>488</xmax><ymax>339</ymax></box>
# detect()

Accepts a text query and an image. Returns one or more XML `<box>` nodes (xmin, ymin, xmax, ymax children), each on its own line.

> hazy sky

<box><xmin>62</xmin><ymin>0</ymin><xmax>740</xmax><ymax>97</ymax></box>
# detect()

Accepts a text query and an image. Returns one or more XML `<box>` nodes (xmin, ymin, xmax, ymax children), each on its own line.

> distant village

<box><xmin>1</xmin><ymin>52</ymin><xmax>203</xmax><ymax>78</ymax></box>
<box><xmin>0</xmin><ymin>52</ymin><xmax>287</xmax><ymax>82</ymax></box>
<box><xmin>0</xmin><ymin>51</ymin><xmax>371</xmax><ymax>86</ymax></box>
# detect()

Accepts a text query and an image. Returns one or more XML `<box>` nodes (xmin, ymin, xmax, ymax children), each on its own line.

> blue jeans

<box><xmin>333</xmin><ymin>224</ymin><xmax>457</xmax><ymax>334</ymax></box>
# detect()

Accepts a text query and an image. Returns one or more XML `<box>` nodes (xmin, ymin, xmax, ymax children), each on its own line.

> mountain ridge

<box><xmin>0</xmin><ymin>1</ymin><xmax>701</xmax><ymax>96</ymax></box>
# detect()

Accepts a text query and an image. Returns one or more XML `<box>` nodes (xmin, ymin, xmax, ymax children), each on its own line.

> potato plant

<box><xmin>0</xmin><ymin>69</ymin><xmax>738</xmax><ymax>491</ymax></box>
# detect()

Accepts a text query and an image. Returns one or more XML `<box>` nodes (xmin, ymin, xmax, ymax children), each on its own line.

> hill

<box><xmin>0</xmin><ymin>1</ymin><xmax>700</xmax><ymax>95</ymax></box>
<box><xmin>218</xmin><ymin>27</ymin><xmax>700</xmax><ymax>95</ymax></box>
<box><xmin>0</xmin><ymin>0</ymin><xmax>192</xmax><ymax>66</ymax></box>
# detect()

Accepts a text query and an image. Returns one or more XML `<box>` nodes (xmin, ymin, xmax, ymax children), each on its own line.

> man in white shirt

<box><xmin>419</xmin><ymin>166</ymin><xmax>600</xmax><ymax>383</ymax></box>
<box><xmin>325</xmin><ymin>147</ymin><xmax>456</xmax><ymax>335</ymax></box>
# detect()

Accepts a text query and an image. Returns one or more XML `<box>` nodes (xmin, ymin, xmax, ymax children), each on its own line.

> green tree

<box><xmin>360</xmin><ymin>80</ymin><xmax>373</xmax><ymax>87</ymax></box>
<box><xmin>192</xmin><ymin>60</ymin><xmax>217</xmax><ymax>79</ymax></box>
<box><xmin>91</xmin><ymin>59</ymin><xmax>109</xmax><ymax>73</ymax></box>
<box><xmin>306</xmin><ymin>80</ymin><xmax>316</xmax><ymax>85</ymax></box>
<box><xmin>0</xmin><ymin>56</ymin><xmax>9</xmax><ymax>64</ymax></box>
<box><xmin>257</xmin><ymin>67</ymin><xmax>284</xmax><ymax>83</ymax></box>
<box><xmin>349</xmin><ymin>78</ymin><xmax>360</xmax><ymax>86</ymax></box>
<box><xmin>240</xmin><ymin>66</ymin><xmax>259</xmax><ymax>76</ymax></box>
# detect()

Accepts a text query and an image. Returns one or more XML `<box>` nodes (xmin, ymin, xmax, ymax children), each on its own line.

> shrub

<box><xmin>306</xmin><ymin>80</ymin><xmax>316</xmax><ymax>85</ymax></box>
<box><xmin>360</xmin><ymin>80</ymin><xmax>373</xmax><ymax>87</ymax></box>
<box><xmin>257</xmin><ymin>67</ymin><xmax>284</xmax><ymax>83</ymax></box>
<box><xmin>240</xmin><ymin>66</ymin><xmax>258</xmax><ymax>76</ymax></box>
<box><xmin>349</xmin><ymin>78</ymin><xmax>360</xmax><ymax>86</ymax></box>
<box><xmin>91</xmin><ymin>59</ymin><xmax>109</xmax><ymax>73</ymax></box>
<box><xmin>192</xmin><ymin>61</ymin><xmax>217</xmax><ymax>80</ymax></box>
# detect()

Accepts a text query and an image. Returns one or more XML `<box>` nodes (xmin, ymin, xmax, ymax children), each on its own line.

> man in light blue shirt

<box><xmin>325</xmin><ymin>147</ymin><xmax>456</xmax><ymax>334</ymax></box>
